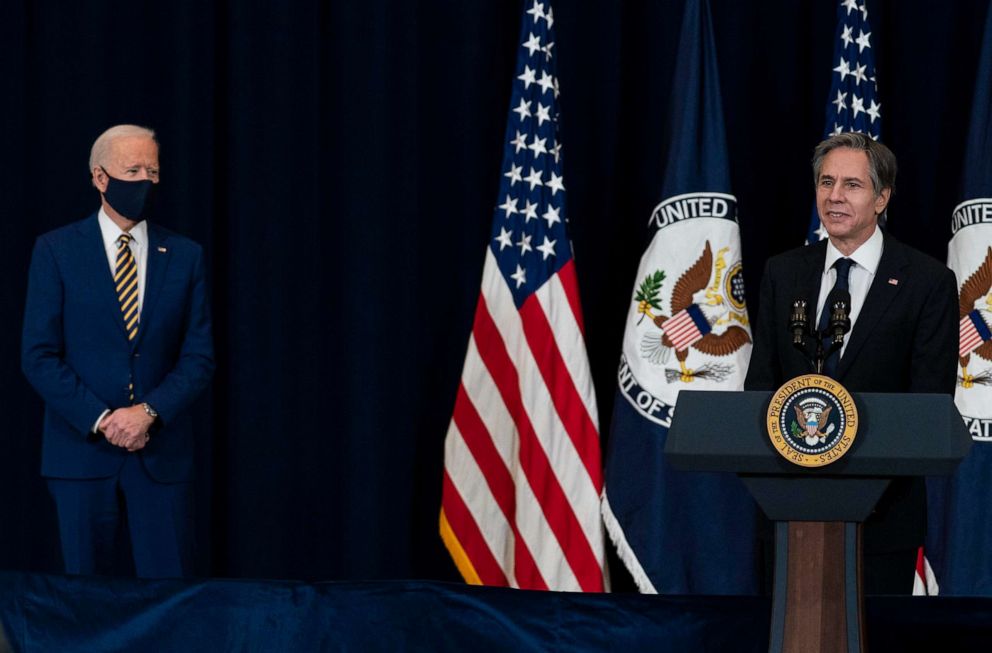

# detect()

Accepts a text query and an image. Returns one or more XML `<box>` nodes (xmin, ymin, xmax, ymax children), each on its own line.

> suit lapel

<box><xmin>802</xmin><ymin>241</ymin><xmax>827</xmax><ymax>322</ymax></box>
<box><xmin>78</xmin><ymin>214</ymin><xmax>129</xmax><ymax>339</ymax></box>
<box><xmin>136</xmin><ymin>223</ymin><xmax>172</xmax><ymax>348</ymax></box>
<box><xmin>836</xmin><ymin>233</ymin><xmax>909</xmax><ymax>378</ymax></box>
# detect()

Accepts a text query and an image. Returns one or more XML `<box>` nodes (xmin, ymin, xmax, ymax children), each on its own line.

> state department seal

<box><xmin>766</xmin><ymin>374</ymin><xmax>859</xmax><ymax>468</ymax></box>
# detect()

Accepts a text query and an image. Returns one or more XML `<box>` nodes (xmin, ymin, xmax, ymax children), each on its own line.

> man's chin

<box><xmin>820</xmin><ymin>218</ymin><xmax>852</xmax><ymax>237</ymax></box>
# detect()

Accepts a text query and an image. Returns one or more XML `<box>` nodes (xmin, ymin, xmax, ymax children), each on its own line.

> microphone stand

<box><xmin>791</xmin><ymin>297</ymin><xmax>851</xmax><ymax>376</ymax></box>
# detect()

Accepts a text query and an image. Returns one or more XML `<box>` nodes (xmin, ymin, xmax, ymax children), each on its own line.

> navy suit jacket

<box><xmin>22</xmin><ymin>213</ymin><xmax>214</xmax><ymax>483</ymax></box>
<box><xmin>744</xmin><ymin>231</ymin><xmax>958</xmax><ymax>552</ymax></box>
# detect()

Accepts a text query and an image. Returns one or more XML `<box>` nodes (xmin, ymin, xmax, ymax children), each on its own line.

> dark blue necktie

<box><xmin>818</xmin><ymin>257</ymin><xmax>853</xmax><ymax>377</ymax></box>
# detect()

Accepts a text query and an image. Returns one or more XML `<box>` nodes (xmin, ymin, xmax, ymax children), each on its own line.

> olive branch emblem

<box><xmin>634</xmin><ymin>270</ymin><xmax>666</xmax><ymax>324</ymax></box>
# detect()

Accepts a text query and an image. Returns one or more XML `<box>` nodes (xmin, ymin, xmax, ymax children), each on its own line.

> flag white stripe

<box><xmin>461</xmin><ymin>335</ymin><xmax>518</xmax><ymax>470</ymax></box>
<box><xmin>960</xmin><ymin>317</ymin><xmax>984</xmax><ymax>356</ymax></box>
<box><xmin>461</xmin><ymin>336</ymin><xmax>580</xmax><ymax>589</ymax></box>
<box><xmin>663</xmin><ymin>310</ymin><xmax>703</xmax><ymax>350</ymax></box>
<box><xmin>444</xmin><ymin>421</ymin><xmax>517</xmax><ymax>587</ymax></box>
<box><xmin>535</xmin><ymin>274</ymin><xmax>601</xmax><ymax>428</ymax></box>
<box><xmin>481</xmin><ymin>251</ymin><xmax>606</xmax><ymax>566</ymax></box>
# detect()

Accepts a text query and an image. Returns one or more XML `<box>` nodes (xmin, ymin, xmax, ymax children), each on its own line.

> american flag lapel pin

<box><xmin>888</xmin><ymin>278</ymin><xmax>899</xmax><ymax>285</ymax></box>
<box><xmin>157</xmin><ymin>246</ymin><xmax>168</xmax><ymax>252</ymax></box>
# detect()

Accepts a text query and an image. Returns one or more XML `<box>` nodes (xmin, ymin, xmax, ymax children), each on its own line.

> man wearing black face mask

<box><xmin>21</xmin><ymin>124</ymin><xmax>214</xmax><ymax>578</ymax></box>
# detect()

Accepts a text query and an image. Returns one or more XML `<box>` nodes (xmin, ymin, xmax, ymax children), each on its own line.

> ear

<box><xmin>874</xmin><ymin>187</ymin><xmax>891</xmax><ymax>216</ymax></box>
<box><xmin>92</xmin><ymin>167</ymin><xmax>109</xmax><ymax>193</ymax></box>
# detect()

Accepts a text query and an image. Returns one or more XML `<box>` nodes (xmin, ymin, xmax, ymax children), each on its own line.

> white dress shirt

<box><xmin>92</xmin><ymin>209</ymin><xmax>150</xmax><ymax>432</ymax></box>
<box><xmin>815</xmin><ymin>225</ymin><xmax>884</xmax><ymax>358</ymax></box>
<box><xmin>98</xmin><ymin>208</ymin><xmax>149</xmax><ymax>310</ymax></box>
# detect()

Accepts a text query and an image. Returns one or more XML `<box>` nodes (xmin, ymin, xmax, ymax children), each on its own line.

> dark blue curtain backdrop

<box><xmin>0</xmin><ymin>1</ymin><xmax>987</xmax><ymax>585</ymax></box>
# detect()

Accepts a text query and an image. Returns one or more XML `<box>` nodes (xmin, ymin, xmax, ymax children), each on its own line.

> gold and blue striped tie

<box><xmin>115</xmin><ymin>234</ymin><xmax>140</xmax><ymax>341</ymax></box>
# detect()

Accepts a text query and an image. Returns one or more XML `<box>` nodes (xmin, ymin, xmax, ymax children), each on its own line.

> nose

<box><xmin>827</xmin><ymin>183</ymin><xmax>844</xmax><ymax>203</ymax></box>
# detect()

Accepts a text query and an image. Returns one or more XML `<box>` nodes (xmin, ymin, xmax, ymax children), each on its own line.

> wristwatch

<box><xmin>141</xmin><ymin>402</ymin><xmax>159</xmax><ymax>419</ymax></box>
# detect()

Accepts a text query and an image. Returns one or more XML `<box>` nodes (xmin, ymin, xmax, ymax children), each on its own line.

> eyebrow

<box><xmin>819</xmin><ymin>173</ymin><xmax>865</xmax><ymax>184</ymax></box>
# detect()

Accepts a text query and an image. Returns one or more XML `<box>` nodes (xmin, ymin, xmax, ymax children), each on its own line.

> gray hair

<box><xmin>812</xmin><ymin>132</ymin><xmax>897</xmax><ymax>198</ymax></box>
<box><xmin>88</xmin><ymin>124</ymin><xmax>157</xmax><ymax>172</ymax></box>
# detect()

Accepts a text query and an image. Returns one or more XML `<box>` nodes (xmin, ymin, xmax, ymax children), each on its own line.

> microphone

<box><xmin>789</xmin><ymin>299</ymin><xmax>809</xmax><ymax>347</ymax></box>
<box><xmin>828</xmin><ymin>290</ymin><xmax>852</xmax><ymax>346</ymax></box>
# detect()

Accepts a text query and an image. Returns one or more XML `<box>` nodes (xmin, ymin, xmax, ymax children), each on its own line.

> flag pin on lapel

<box><xmin>157</xmin><ymin>246</ymin><xmax>167</xmax><ymax>252</ymax></box>
<box><xmin>888</xmin><ymin>278</ymin><xmax>899</xmax><ymax>285</ymax></box>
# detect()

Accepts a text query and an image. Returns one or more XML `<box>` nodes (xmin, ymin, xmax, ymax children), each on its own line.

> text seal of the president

<box><xmin>766</xmin><ymin>374</ymin><xmax>859</xmax><ymax>468</ymax></box>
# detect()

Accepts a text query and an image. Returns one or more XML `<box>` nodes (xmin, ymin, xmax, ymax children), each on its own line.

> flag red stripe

<box><xmin>961</xmin><ymin>318</ymin><xmax>982</xmax><ymax>356</ymax></box>
<box><xmin>473</xmin><ymin>294</ymin><xmax>605</xmax><ymax>591</ymax></box>
<box><xmin>663</xmin><ymin>310</ymin><xmax>704</xmax><ymax>350</ymax></box>
<box><xmin>556</xmin><ymin>259</ymin><xmax>586</xmax><ymax>336</ymax></box>
<box><xmin>517</xmin><ymin>294</ymin><xmax>603</xmax><ymax>490</ymax></box>
<box><xmin>451</xmin><ymin>382</ymin><xmax>548</xmax><ymax>590</ymax></box>
<box><xmin>442</xmin><ymin>472</ymin><xmax>509</xmax><ymax>586</ymax></box>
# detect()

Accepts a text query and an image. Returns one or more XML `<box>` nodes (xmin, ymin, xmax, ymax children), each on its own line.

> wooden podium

<box><xmin>665</xmin><ymin>390</ymin><xmax>972</xmax><ymax>653</ymax></box>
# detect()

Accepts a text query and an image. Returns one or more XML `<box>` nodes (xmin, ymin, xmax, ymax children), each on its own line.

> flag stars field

<box><xmin>511</xmin><ymin>131</ymin><xmax>527</xmax><ymax>153</ymax></box>
<box><xmin>841</xmin><ymin>24</ymin><xmax>854</xmax><ymax>47</ymax></box>
<box><xmin>505</xmin><ymin>164</ymin><xmax>522</xmax><ymax>186</ymax></box>
<box><xmin>537</xmin><ymin>236</ymin><xmax>557</xmax><ymax>260</ymax></box>
<box><xmin>833</xmin><ymin>90</ymin><xmax>848</xmax><ymax>112</ymax></box>
<box><xmin>522</xmin><ymin>200</ymin><xmax>539</xmax><ymax>222</ymax></box>
<box><xmin>513</xmin><ymin>99</ymin><xmax>531</xmax><ymax>121</ymax></box>
<box><xmin>543</xmin><ymin>206</ymin><xmax>560</xmax><ymax>227</ymax></box>
<box><xmin>518</xmin><ymin>65</ymin><xmax>536</xmax><ymax>89</ymax></box>
<box><xmin>495</xmin><ymin>227</ymin><xmax>513</xmax><ymax>251</ymax></box>
<box><xmin>529</xmin><ymin>135</ymin><xmax>548</xmax><ymax>157</ymax></box>
<box><xmin>855</xmin><ymin>29</ymin><xmax>872</xmax><ymax>52</ymax></box>
<box><xmin>523</xmin><ymin>32</ymin><xmax>542</xmax><ymax>56</ymax></box>
<box><xmin>499</xmin><ymin>195</ymin><xmax>518</xmax><ymax>218</ymax></box>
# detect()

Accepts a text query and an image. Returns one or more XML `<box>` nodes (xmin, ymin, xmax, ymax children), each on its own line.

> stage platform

<box><xmin>1</xmin><ymin>571</ymin><xmax>991</xmax><ymax>651</ymax></box>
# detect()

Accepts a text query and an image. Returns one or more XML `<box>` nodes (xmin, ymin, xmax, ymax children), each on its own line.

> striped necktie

<box><xmin>818</xmin><ymin>257</ymin><xmax>853</xmax><ymax>377</ymax></box>
<box><xmin>115</xmin><ymin>233</ymin><xmax>140</xmax><ymax>341</ymax></box>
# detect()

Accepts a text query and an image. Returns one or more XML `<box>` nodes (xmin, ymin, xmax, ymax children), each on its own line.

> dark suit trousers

<box><xmin>47</xmin><ymin>455</ymin><xmax>193</xmax><ymax>578</ymax></box>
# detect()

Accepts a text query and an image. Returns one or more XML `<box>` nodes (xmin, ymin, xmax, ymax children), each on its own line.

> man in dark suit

<box><xmin>21</xmin><ymin>124</ymin><xmax>214</xmax><ymax>578</ymax></box>
<box><xmin>745</xmin><ymin>132</ymin><xmax>958</xmax><ymax>594</ymax></box>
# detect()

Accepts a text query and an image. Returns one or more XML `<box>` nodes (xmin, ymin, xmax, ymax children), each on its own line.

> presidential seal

<box><xmin>766</xmin><ymin>374</ymin><xmax>859</xmax><ymax>468</ymax></box>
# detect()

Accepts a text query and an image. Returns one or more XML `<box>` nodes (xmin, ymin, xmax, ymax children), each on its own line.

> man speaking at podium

<box><xmin>21</xmin><ymin>125</ymin><xmax>214</xmax><ymax>578</ymax></box>
<box><xmin>745</xmin><ymin>132</ymin><xmax>958</xmax><ymax>594</ymax></box>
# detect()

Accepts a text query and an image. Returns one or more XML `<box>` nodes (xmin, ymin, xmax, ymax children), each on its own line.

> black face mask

<box><xmin>100</xmin><ymin>167</ymin><xmax>157</xmax><ymax>221</ymax></box>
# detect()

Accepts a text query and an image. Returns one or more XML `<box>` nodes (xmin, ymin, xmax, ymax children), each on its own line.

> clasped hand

<box><xmin>100</xmin><ymin>406</ymin><xmax>155</xmax><ymax>452</ymax></box>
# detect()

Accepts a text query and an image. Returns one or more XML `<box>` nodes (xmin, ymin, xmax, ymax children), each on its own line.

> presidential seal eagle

<box><xmin>794</xmin><ymin>404</ymin><xmax>833</xmax><ymax>446</ymax></box>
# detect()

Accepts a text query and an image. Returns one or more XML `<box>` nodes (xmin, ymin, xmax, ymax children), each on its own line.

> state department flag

<box><xmin>601</xmin><ymin>0</ymin><xmax>759</xmax><ymax>595</ymax></box>
<box><xmin>439</xmin><ymin>0</ymin><xmax>607</xmax><ymax>592</ymax></box>
<box><xmin>806</xmin><ymin>0</ymin><xmax>882</xmax><ymax>244</ymax></box>
<box><xmin>926</xmin><ymin>0</ymin><xmax>992</xmax><ymax>597</ymax></box>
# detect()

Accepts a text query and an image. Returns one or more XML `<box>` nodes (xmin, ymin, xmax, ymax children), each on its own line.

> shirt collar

<box><xmin>98</xmin><ymin>207</ymin><xmax>148</xmax><ymax>249</ymax></box>
<box><xmin>824</xmin><ymin>225</ymin><xmax>884</xmax><ymax>276</ymax></box>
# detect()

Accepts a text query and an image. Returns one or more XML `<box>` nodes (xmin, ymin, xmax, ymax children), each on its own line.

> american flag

<box><xmin>439</xmin><ymin>0</ymin><xmax>607</xmax><ymax>592</ymax></box>
<box><xmin>960</xmin><ymin>310</ymin><xmax>992</xmax><ymax>358</ymax></box>
<box><xmin>661</xmin><ymin>305</ymin><xmax>712</xmax><ymax>352</ymax></box>
<box><xmin>807</xmin><ymin>0</ymin><xmax>882</xmax><ymax>244</ymax></box>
